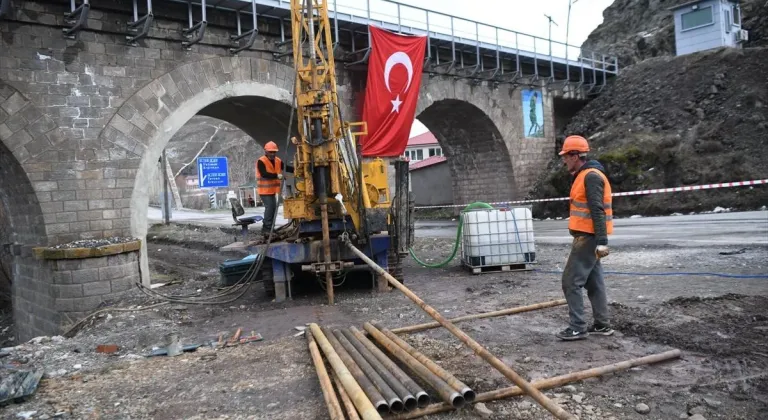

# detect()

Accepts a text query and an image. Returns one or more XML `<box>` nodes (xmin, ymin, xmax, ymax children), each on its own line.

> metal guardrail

<box><xmin>51</xmin><ymin>0</ymin><xmax>618</xmax><ymax>92</ymax></box>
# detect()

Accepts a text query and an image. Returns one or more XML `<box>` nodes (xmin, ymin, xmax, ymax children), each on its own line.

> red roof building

<box><xmin>407</xmin><ymin>131</ymin><xmax>439</xmax><ymax>147</ymax></box>
<box><xmin>409</xmin><ymin>155</ymin><xmax>447</xmax><ymax>170</ymax></box>
<box><xmin>405</xmin><ymin>131</ymin><xmax>442</xmax><ymax>163</ymax></box>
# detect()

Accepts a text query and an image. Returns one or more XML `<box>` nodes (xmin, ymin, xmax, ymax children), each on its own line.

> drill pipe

<box><xmin>307</xmin><ymin>329</ymin><xmax>344</xmax><ymax>420</ymax></box>
<box><xmin>308</xmin><ymin>324</ymin><xmax>381</xmax><ymax>420</ymax></box>
<box><xmin>363</xmin><ymin>322</ymin><xmax>464</xmax><ymax>408</ymax></box>
<box><xmin>322</xmin><ymin>326</ymin><xmax>389</xmax><ymax>415</ymax></box>
<box><xmin>350</xmin><ymin>326</ymin><xmax>431</xmax><ymax>408</ymax></box>
<box><xmin>344</xmin><ymin>240</ymin><xmax>576</xmax><ymax>420</ymax></box>
<box><xmin>340</xmin><ymin>328</ymin><xmax>418</xmax><ymax>411</ymax></box>
<box><xmin>389</xmin><ymin>299</ymin><xmax>567</xmax><ymax>335</ymax></box>
<box><xmin>331</xmin><ymin>370</ymin><xmax>361</xmax><ymax>420</ymax></box>
<box><xmin>376</xmin><ymin>324</ymin><xmax>475</xmax><ymax>402</ymax></box>
<box><xmin>333</xmin><ymin>329</ymin><xmax>405</xmax><ymax>413</ymax></box>
<box><xmin>393</xmin><ymin>349</ymin><xmax>682</xmax><ymax>419</ymax></box>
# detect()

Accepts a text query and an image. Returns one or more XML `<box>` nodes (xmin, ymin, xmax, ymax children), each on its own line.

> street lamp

<box><xmin>566</xmin><ymin>0</ymin><xmax>579</xmax><ymax>61</ymax></box>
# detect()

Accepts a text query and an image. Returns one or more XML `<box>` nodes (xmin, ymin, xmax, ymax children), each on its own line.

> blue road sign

<box><xmin>197</xmin><ymin>157</ymin><xmax>229</xmax><ymax>188</ymax></box>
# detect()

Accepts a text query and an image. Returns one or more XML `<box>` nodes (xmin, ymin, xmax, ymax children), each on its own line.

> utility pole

<box><xmin>566</xmin><ymin>0</ymin><xmax>579</xmax><ymax>61</ymax></box>
<box><xmin>544</xmin><ymin>14</ymin><xmax>558</xmax><ymax>58</ymax></box>
<box><xmin>162</xmin><ymin>149</ymin><xmax>170</xmax><ymax>225</ymax></box>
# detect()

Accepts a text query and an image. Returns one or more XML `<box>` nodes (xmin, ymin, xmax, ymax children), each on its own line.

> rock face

<box><xmin>154</xmin><ymin>116</ymin><xmax>264</xmax><ymax>210</ymax></box>
<box><xmin>529</xmin><ymin>47</ymin><xmax>768</xmax><ymax>217</ymax></box>
<box><xmin>581</xmin><ymin>0</ymin><xmax>768</xmax><ymax>67</ymax></box>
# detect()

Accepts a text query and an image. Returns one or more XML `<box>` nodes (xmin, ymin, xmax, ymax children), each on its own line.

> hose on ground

<box><xmin>408</xmin><ymin>202</ymin><xmax>494</xmax><ymax>268</ymax></box>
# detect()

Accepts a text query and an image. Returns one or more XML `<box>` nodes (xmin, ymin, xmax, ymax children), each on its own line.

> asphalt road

<box><xmin>416</xmin><ymin>210</ymin><xmax>768</xmax><ymax>246</ymax></box>
<box><xmin>148</xmin><ymin>207</ymin><xmax>768</xmax><ymax>246</ymax></box>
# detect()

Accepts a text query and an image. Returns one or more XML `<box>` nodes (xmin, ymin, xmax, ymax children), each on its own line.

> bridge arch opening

<box><xmin>115</xmin><ymin>78</ymin><xmax>298</xmax><ymax>286</ymax></box>
<box><xmin>415</xmin><ymin>99</ymin><xmax>517</xmax><ymax>207</ymax></box>
<box><xmin>0</xmin><ymin>120</ymin><xmax>48</xmax><ymax>340</ymax></box>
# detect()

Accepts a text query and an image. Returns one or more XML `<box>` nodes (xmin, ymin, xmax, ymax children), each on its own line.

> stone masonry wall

<box><xmin>0</xmin><ymin>0</ymin><xmax>359</xmax><ymax>247</ymax></box>
<box><xmin>0</xmin><ymin>0</ymin><xmax>560</xmax><ymax>242</ymax></box>
<box><xmin>51</xmin><ymin>250</ymin><xmax>138</xmax><ymax>329</ymax></box>
<box><xmin>12</xmin><ymin>251</ymin><xmax>57</xmax><ymax>341</ymax></box>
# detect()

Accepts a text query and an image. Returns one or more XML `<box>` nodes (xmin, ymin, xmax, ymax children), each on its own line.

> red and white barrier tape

<box><xmin>414</xmin><ymin>179</ymin><xmax>768</xmax><ymax>209</ymax></box>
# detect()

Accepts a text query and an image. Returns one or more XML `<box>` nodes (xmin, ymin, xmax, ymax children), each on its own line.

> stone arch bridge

<box><xmin>0</xmin><ymin>0</ymin><xmax>613</xmax><ymax>339</ymax></box>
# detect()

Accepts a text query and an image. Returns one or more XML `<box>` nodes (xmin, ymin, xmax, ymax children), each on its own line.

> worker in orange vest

<box><xmin>556</xmin><ymin>135</ymin><xmax>614</xmax><ymax>341</ymax></box>
<box><xmin>256</xmin><ymin>141</ymin><xmax>293</xmax><ymax>238</ymax></box>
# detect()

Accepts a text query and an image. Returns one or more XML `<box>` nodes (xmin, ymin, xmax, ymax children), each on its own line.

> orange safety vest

<box><xmin>256</xmin><ymin>156</ymin><xmax>282</xmax><ymax>195</ymax></box>
<box><xmin>568</xmin><ymin>168</ymin><xmax>614</xmax><ymax>235</ymax></box>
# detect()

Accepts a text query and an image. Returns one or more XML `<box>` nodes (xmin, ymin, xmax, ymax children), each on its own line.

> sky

<box><xmin>331</xmin><ymin>0</ymin><xmax>617</xmax><ymax>137</ymax></box>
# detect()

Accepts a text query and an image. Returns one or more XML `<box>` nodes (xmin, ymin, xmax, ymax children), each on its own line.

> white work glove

<box><xmin>596</xmin><ymin>245</ymin><xmax>610</xmax><ymax>258</ymax></box>
<box><xmin>277</xmin><ymin>174</ymin><xmax>284</xmax><ymax>180</ymax></box>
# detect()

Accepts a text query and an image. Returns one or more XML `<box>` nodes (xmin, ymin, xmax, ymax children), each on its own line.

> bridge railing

<box><xmin>51</xmin><ymin>0</ymin><xmax>618</xmax><ymax>91</ymax></box>
<box><xmin>330</xmin><ymin>0</ymin><xmax>617</xmax><ymax>92</ymax></box>
<box><xmin>334</xmin><ymin>0</ymin><xmax>615</xmax><ymax>70</ymax></box>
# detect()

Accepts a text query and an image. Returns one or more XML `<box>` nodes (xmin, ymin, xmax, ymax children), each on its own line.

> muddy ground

<box><xmin>2</xmin><ymin>223</ymin><xmax>768</xmax><ymax>420</ymax></box>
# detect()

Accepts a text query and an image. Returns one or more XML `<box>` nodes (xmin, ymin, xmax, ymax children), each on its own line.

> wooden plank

<box><xmin>466</xmin><ymin>264</ymin><xmax>532</xmax><ymax>275</ymax></box>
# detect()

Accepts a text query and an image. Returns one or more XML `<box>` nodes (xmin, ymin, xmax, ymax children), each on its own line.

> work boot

<box><xmin>555</xmin><ymin>327</ymin><xmax>588</xmax><ymax>341</ymax></box>
<box><xmin>587</xmin><ymin>324</ymin><xmax>615</xmax><ymax>336</ymax></box>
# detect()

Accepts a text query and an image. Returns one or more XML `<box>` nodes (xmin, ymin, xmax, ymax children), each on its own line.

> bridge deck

<box><xmin>159</xmin><ymin>0</ymin><xmax>618</xmax><ymax>91</ymax></box>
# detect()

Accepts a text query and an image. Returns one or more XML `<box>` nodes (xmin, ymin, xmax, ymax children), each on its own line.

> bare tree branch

<box><xmin>173</xmin><ymin>121</ymin><xmax>226</xmax><ymax>178</ymax></box>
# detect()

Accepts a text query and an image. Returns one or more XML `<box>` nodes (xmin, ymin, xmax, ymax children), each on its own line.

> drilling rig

<box><xmin>236</xmin><ymin>0</ymin><xmax>413</xmax><ymax>304</ymax></box>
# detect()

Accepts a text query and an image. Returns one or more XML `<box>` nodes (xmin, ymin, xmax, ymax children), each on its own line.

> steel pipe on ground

<box><xmin>333</xmin><ymin>329</ymin><xmax>405</xmax><ymax>413</ymax></box>
<box><xmin>308</xmin><ymin>324</ymin><xmax>381</xmax><ymax>420</ymax></box>
<box><xmin>307</xmin><ymin>329</ymin><xmax>344</xmax><ymax>420</ymax></box>
<box><xmin>331</xmin><ymin>371</ymin><xmax>361</xmax><ymax>420</ymax></box>
<box><xmin>393</xmin><ymin>349</ymin><xmax>683</xmax><ymax>419</ymax></box>
<box><xmin>376</xmin><ymin>323</ymin><xmax>475</xmax><ymax>402</ymax></box>
<box><xmin>389</xmin><ymin>299</ymin><xmax>568</xmax><ymax>335</ymax></box>
<box><xmin>364</xmin><ymin>322</ymin><xmax>465</xmax><ymax>408</ymax></box>
<box><xmin>350</xmin><ymin>327</ymin><xmax>431</xmax><ymax>408</ymax></box>
<box><xmin>322</xmin><ymin>326</ymin><xmax>390</xmax><ymax>416</ymax></box>
<box><xmin>344</xmin><ymin>240</ymin><xmax>576</xmax><ymax>420</ymax></box>
<box><xmin>340</xmin><ymin>328</ymin><xmax>418</xmax><ymax>411</ymax></box>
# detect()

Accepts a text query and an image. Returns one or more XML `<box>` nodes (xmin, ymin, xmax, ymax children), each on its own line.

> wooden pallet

<box><xmin>464</xmin><ymin>263</ymin><xmax>532</xmax><ymax>275</ymax></box>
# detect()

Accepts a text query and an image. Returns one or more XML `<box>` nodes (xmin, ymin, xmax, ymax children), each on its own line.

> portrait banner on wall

<box><xmin>522</xmin><ymin>89</ymin><xmax>545</xmax><ymax>138</ymax></box>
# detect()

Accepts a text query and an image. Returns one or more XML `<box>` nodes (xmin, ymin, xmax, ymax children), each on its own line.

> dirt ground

<box><xmin>2</xmin><ymin>223</ymin><xmax>768</xmax><ymax>420</ymax></box>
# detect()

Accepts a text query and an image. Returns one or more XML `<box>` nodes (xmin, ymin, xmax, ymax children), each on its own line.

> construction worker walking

<box><xmin>256</xmin><ymin>141</ymin><xmax>293</xmax><ymax>238</ymax></box>
<box><xmin>556</xmin><ymin>135</ymin><xmax>615</xmax><ymax>341</ymax></box>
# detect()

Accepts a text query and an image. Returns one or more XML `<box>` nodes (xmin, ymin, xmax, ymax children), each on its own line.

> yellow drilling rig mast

<box><xmin>285</xmin><ymin>0</ymin><xmax>370</xmax><ymax>229</ymax></box>
<box><xmin>244</xmin><ymin>0</ymin><xmax>411</xmax><ymax>305</ymax></box>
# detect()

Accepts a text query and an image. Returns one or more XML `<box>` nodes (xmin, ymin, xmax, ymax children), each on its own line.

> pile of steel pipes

<box><xmin>307</xmin><ymin>239</ymin><xmax>684</xmax><ymax>419</ymax></box>
<box><xmin>307</xmin><ymin>322</ymin><xmax>476</xmax><ymax>420</ymax></box>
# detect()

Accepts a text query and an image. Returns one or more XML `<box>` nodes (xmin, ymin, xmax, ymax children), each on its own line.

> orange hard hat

<box><xmin>559</xmin><ymin>135</ymin><xmax>590</xmax><ymax>156</ymax></box>
<box><xmin>264</xmin><ymin>141</ymin><xmax>278</xmax><ymax>152</ymax></box>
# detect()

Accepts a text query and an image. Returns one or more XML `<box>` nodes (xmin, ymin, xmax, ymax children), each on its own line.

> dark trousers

<box><xmin>561</xmin><ymin>235</ymin><xmax>610</xmax><ymax>332</ymax></box>
<box><xmin>262</xmin><ymin>194</ymin><xmax>277</xmax><ymax>232</ymax></box>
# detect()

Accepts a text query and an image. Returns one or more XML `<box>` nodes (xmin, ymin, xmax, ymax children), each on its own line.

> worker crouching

<box><xmin>256</xmin><ymin>141</ymin><xmax>294</xmax><ymax>239</ymax></box>
<box><xmin>556</xmin><ymin>135</ymin><xmax>615</xmax><ymax>341</ymax></box>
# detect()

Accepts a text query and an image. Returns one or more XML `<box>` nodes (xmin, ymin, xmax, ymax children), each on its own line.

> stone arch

<box><xmin>100</xmin><ymin>57</ymin><xmax>296</xmax><ymax>284</ymax></box>
<box><xmin>0</xmin><ymin>82</ymin><xmax>55</xmax><ymax>337</ymax></box>
<box><xmin>416</xmin><ymin>78</ymin><xmax>518</xmax><ymax>206</ymax></box>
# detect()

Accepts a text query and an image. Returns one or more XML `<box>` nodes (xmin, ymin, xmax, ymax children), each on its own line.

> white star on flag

<box><xmin>390</xmin><ymin>95</ymin><xmax>403</xmax><ymax>113</ymax></box>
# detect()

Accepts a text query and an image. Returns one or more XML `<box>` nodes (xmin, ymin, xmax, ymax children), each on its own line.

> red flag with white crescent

<box><xmin>360</xmin><ymin>26</ymin><xmax>427</xmax><ymax>157</ymax></box>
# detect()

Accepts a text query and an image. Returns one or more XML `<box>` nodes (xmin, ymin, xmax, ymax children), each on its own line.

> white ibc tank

<box><xmin>461</xmin><ymin>207</ymin><xmax>536</xmax><ymax>267</ymax></box>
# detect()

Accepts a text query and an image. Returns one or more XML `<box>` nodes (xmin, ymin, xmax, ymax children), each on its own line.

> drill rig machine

<box><xmin>246</xmin><ymin>0</ymin><xmax>412</xmax><ymax>304</ymax></box>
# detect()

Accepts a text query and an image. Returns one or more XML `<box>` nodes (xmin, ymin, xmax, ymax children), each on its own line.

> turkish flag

<box><xmin>360</xmin><ymin>26</ymin><xmax>427</xmax><ymax>157</ymax></box>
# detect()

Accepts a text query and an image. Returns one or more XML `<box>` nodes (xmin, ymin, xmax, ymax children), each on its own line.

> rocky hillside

<box><xmin>155</xmin><ymin>116</ymin><xmax>263</xmax><ymax>209</ymax></box>
<box><xmin>582</xmin><ymin>0</ymin><xmax>768</xmax><ymax>66</ymax></box>
<box><xmin>529</xmin><ymin>46</ymin><xmax>768</xmax><ymax>217</ymax></box>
